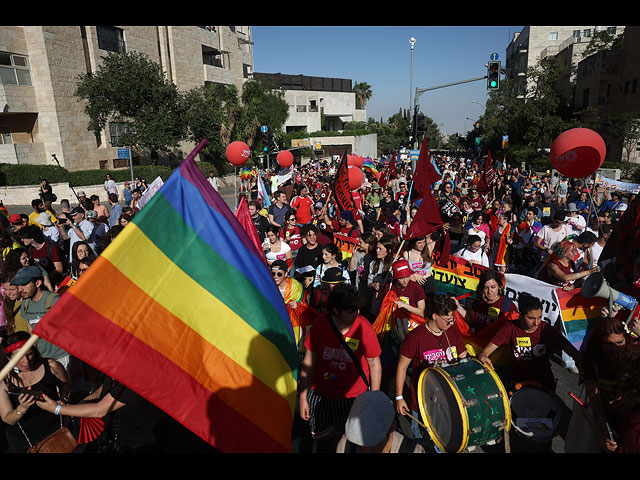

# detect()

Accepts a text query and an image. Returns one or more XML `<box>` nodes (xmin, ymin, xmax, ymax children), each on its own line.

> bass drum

<box><xmin>417</xmin><ymin>358</ymin><xmax>511</xmax><ymax>453</ymax></box>
<box><xmin>509</xmin><ymin>387</ymin><xmax>562</xmax><ymax>444</ymax></box>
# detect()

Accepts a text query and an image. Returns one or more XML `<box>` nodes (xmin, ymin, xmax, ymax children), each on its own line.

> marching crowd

<box><xmin>1</xmin><ymin>151</ymin><xmax>640</xmax><ymax>454</ymax></box>
<box><xmin>244</xmin><ymin>152</ymin><xmax>640</xmax><ymax>454</ymax></box>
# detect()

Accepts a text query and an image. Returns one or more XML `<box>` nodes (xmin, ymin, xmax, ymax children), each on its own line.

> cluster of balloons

<box><xmin>549</xmin><ymin>128</ymin><xmax>606</xmax><ymax>179</ymax></box>
<box><xmin>226</xmin><ymin>141</ymin><xmax>368</xmax><ymax>191</ymax></box>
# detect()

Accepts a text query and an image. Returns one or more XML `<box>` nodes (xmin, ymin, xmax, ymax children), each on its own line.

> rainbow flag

<box><xmin>555</xmin><ymin>287</ymin><xmax>606</xmax><ymax>352</ymax></box>
<box><xmin>33</xmin><ymin>140</ymin><xmax>299</xmax><ymax>453</ymax></box>
<box><xmin>362</xmin><ymin>159</ymin><xmax>378</xmax><ymax>175</ymax></box>
<box><xmin>240</xmin><ymin>167</ymin><xmax>253</xmax><ymax>181</ymax></box>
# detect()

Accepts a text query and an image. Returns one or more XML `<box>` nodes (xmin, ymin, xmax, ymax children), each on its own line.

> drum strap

<box><xmin>327</xmin><ymin>314</ymin><xmax>371</xmax><ymax>390</ymax></box>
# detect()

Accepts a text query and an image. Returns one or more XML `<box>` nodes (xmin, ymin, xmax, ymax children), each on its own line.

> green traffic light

<box><xmin>490</xmin><ymin>80</ymin><xmax>498</xmax><ymax>88</ymax></box>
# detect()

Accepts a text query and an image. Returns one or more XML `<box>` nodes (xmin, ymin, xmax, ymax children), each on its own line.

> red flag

<box><xmin>378</xmin><ymin>151</ymin><xmax>395</xmax><ymax>188</ymax></box>
<box><xmin>413</xmin><ymin>136</ymin><xmax>441</xmax><ymax>199</ymax></box>
<box><xmin>332</xmin><ymin>151</ymin><xmax>354</xmax><ymax>212</ymax></box>
<box><xmin>477</xmin><ymin>151</ymin><xmax>496</xmax><ymax>196</ymax></box>
<box><xmin>235</xmin><ymin>197</ymin><xmax>267</xmax><ymax>266</ymax></box>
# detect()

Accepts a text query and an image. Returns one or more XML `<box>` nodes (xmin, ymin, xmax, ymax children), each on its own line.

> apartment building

<box><xmin>253</xmin><ymin>72</ymin><xmax>367</xmax><ymax>133</ymax></box>
<box><xmin>505</xmin><ymin>26</ymin><xmax>624</xmax><ymax>99</ymax></box>
<box><xmin>0</xmin><ymin>26</ymin><xmax>253</xmax><ymax>171</ymax></box>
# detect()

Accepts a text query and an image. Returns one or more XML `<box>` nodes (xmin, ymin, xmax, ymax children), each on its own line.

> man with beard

<box><xmin>248</xmin><ymin>200</ymin><xmax>269</xmax><ymax>243</ymax></box>
<box><xmin>28</xmin><ymin>199</ymin><xmax>57</xmax><ymax>228</ymax></box>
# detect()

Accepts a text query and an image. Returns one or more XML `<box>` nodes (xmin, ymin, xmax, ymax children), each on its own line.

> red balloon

<box><xmin>226</xmin><ymin>141</ymin><xmax>250</xmax><ymax>166</ymax></box>
<box><xmin>348</xmin><ymin>165</ymin><xmax>363</xmax><ymax>190</ymax></box>
<box><xmin>550</xmin><ymin>128</ymin><xmax>606</xmax><ymax>178</ymax></box>
<box><xmin>277</xmin><ymin>150</ymin><xmax>294</xmax><ymax>168</ymax></box>
<box><xmin>347</xmin><ymin>154</ymin><xmax>364</xmax><ymax>168</ymax></box>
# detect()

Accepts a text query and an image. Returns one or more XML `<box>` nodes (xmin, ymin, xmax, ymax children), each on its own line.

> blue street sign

<box><xmin>490</xmin><ymin>52</ymin><xmax>499</xmax><ymax>61</ymax></box>
<box><xmin>261</xmin><ymin>125</ymin><xmax>268</xmax><ymax>133</ymax></box>
<box><xmin>117</xmin><ymin>148</ymin><xmax>130</xmax><ymax>159</ymax></box>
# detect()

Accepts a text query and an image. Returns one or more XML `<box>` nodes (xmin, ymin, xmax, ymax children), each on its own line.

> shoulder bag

<box><xmin>327</xmin><ymin>314</ymin><xmax>371</xmax><ymax>391</ymax></box>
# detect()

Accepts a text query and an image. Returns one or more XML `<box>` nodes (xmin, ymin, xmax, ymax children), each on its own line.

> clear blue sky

<box><xmin>252</xmin><ymin>26</ymin><xmax>523</xmax><ymax>136</ymax></box>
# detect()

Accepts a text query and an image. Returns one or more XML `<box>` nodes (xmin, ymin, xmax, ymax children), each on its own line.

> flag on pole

<box><xmin>257</xmin><ymin>171</ymin><xmax>271</xmax><ymax>207</ymax></box>
<box><xmin>332</xmin><ymin>151</ymin><xmax>354</xmax><ymax>213</ymax></box>
<box><xmin>33</xmin><ymin>139</ymin><xmax>299</xmax><ymax>453</ymax></box>
<box><xmin>235</xmin><ymin>196</ymin><xmax>267</xmax><ymax>266</ymax></box>
<box><xmin>477</xmin><ymin>151</ymin><xmax>496</xmax><ymax>196</ymax></box>
<box><xmin>412</xmin><ymin>136</ymin><xmax>440</xmax><ymax>200</ymax></box>
<box><xmin>378</xmin><ymin>151</ymin><xmax>395</xmax><ymax>188</ymax></box>
<box><xmin>362</xmin><ymin>159</ymin><xmax>378</xmax><ymax>175</ymax></box>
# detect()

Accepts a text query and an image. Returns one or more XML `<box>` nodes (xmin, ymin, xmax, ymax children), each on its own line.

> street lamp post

<box><xmin>409</xmin><ymin>37</ymin><xmax>416</xmax><ymax>147</ymax></box>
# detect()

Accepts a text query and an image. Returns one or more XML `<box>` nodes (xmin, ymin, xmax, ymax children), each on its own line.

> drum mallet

<box><xmin>403</xmin><ymin>412</ymin><xmax>429</xmax><ymax>432</ymax></box>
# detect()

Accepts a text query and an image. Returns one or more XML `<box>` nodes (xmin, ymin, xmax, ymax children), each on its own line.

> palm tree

<box><xmin>353</xmin><ymin>81</ymin><xmax>372</xmax><ymax>109</ymax></box>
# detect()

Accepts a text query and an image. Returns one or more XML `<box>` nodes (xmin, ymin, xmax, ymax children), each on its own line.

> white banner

<box><xmin>503</xmin><ymin>273</ymin><xmax>562</xmax><ymax>327</ymax></box>
<box><xmin>277</xmin><ymin>168</ymin><xmax>292</xmax><ymax>186</ymax></box>
<box><xmin>137</xmin><ymin>176</ymin><xmax>164</xmax><ymax>210</ymax></box>
<box><xmin>596</xmin><ymin>174</ymin><xmax>640</xmax><ymax>194</ymax></box>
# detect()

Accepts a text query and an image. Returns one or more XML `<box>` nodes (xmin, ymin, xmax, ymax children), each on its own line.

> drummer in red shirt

<box><xmin>477</xmin><ymin>292</ymin><xmax>581</xmax><ymax>393</ymax></box>
<box><xmin>395</xmin><ymin>294</ymin><xmax>468</xmax><ymax>441</ymax></box>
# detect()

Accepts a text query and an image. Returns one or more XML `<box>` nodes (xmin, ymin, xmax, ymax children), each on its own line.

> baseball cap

<box><xmin>345</xmin><ymin>391</ymin><xmax>396</xmax><ymax>447</ymax></box>
<box><xmin>270</xmin><ymin>260</ymin><xmax>288</xmax><ymax>273</ymax></box>
<box><xmin>11</xmin><ymin>266</ymin><xmax>44</xmax><ymax>286</ymax></box>
<box><xmin>392</xmin><ymin>259</ymin><xmax>412</xmax><ymax>279</ymax></box>
<box><xmin>8</xmin><ymin>214</ymin><xmax>22</xmax><ymax>225</ymax></box>
<box><xmin>77</xmin><ymin>190</ymin><xmax>86</xmax><ymax>197</ymax></box>
<box><xmin>70</xmin><ymin>207</ymin><xmax>85</xmax><ymax>216</ymax></box>
<box><xmin>85</xmin><ymin>210</ymin><xmax>98</xmax><ymax>219</ymax></box>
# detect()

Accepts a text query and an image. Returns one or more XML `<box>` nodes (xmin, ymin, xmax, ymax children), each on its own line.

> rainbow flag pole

<box><xmin>28</xmin><ymin>139</ymin><xmax>299</xmax><ymax>453</ymax></box>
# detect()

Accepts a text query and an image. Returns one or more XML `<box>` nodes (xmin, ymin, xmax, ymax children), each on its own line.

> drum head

<box><xmin>418</xmin><ymin>368</ymin><xmax>464</xmax><ymax>453</ymax></box>
<box><xmin>510</xmin><ymin>388</ymin><xmax>561</xmax><ymax>442</ymax></box>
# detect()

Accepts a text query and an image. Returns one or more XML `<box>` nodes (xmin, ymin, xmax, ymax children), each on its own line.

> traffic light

<box><xmin>261</xmin><ymin>132</ymin><xmax>269</xmax><ymax>152</ymax></box>
<box><xmin>487</xmin><ymin>61</ymin><xmax>500</xmax><ymax>90</ymax></box>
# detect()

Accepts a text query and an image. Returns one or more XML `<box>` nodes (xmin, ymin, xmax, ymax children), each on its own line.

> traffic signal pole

<box><xmin>412</xmin><ymin>75</ymin><xmax>487</xmax><ymax>148</ymax></box>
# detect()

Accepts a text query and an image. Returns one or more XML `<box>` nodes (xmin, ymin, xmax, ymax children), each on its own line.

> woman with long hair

<box><xmin>455</xmin><ymin>269</ymin><xmax>518</xmax><ymax>334</ymax></box>
<box><xmin>0</xmin><ymin>331</ymin><xmax>70</xmax><ymax>452</ymax></box>
<box><xmin>367</xmin><ymin>234</ymin><xmax>398</xmax><ymax>317</ymax></box>
<box><xmin>402</xmin><ymin>236</ymin><xmax>437</xmax><ymax>295</ymax></box>
<box><xmin>70</xmin><ymin>241</ymin><xmax>96</xmax><ymax>280</ymax></box>
<box><xmin>490</xmin><ymin>212</ymin><xmax>513</xmax><ymax>273</ymax></box>
<box><xmin>264</xmin><ymin>225</ymin><xmax>292</xmax><ymax>268</ymax></box>
<box><xmin>314</xmin><ymin>243</ymin><xmax>349</xmax><ymax>288</ymax></box>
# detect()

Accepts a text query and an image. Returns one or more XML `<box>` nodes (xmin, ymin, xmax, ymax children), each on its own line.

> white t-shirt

<box><xmin>565</xmin><ymin>214</ymin><xmax>586</xmax><ymax>234</ymax></box>
<box><xmin>265</xmin><ymin>242</ymin><xmax>291</xmax><ymax>264</ymax></box>
<box><xmin>536</xmin><ymin>224</ymin><xmax>572</xmax><ymax>259</ymax></box>
<box><xmin>454</xmin><ymin>247</ymin><xmax>489</xmax><ymax>267</ymax></box>
<box><xmin>104</xmin><ymin>179</ymin><xmax>117</xmax><ymax>195</ymax></box>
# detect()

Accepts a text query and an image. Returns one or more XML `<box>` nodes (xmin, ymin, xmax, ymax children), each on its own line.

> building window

<box><xmin>0</xmin><ymin>52</ymin><xmax>32</xmax><ymax>86</ymax></box>
<box><xmin>243</xmin><ymin>63</ymin><xmax>252</xmax><ymax>79</ymax></box>
<box><xmin>0</xmin><ymin>126</ymin><xmax>12</xmax><ymax>145</ymax></box>
<box><xmin>97</xmin><ymin>26</ymin><xmax>126</xmax><ymax>53</ymax></box>
<box><xmin>309</xmin><ymin>100</ymin><xmax>318</xmax><ymax>112</ymax></box>
<box><xmin>203</xmin><ymin>46</ymin><xmax>223</xmax><ymax>68</ymax></box>
<box><xmin>109</xmin><ymin>121</ymin><xmax>128</xmax><ymax>147</ymax></box>
<box><xmin>625</xmin><ymin>81</ymin><xmax>630</xmax><ymax>95</ymax></box>
<box><xmin>573</xmin><ymin>30</ymin><xmax>581</xmax><ymax>38</ymax></box>
<box><xmin>632</xmin><ymin>79</ymin><xmax>638</xmax><ymax>94</ymax></box>
<box><xmin>296</xmin><ymin>105</ymin><xmax>307</xmax><ymax>112</ymax></box>
<box><xmin>583</xmin><ymin>29</ymin><xmax>591</xmax><ymax>38</ymax></box>
<box><xmin>549</xmin><ymin>32</ymin><xmax>558</xmax><ymax>41</ymax></box>
<box><xmin>607</xmin><ymin>27</ymin><xmax>617</xmax><ymax>35</ymax></box>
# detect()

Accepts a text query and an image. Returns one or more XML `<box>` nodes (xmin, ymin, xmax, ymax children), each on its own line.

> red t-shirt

<box><xmin>30</xmin><ymin>241</ymin><xmax>63</xmax><ymax>273</ymax></box>
<box><xmin>470</xmin><ymin>295</ymin><xmax>517</xmax><ymax>332</ymax></box>
<box><xmin>282</xmin><ymin>226</ymin><xmax>302</xmax><ymax>251</ymax></box>
<box><xmin>304</xmin><ymin>313</ymin><xmax>381</xmax><ymax>399</ymax></box>
<box><xmin>290</xmin><ymin>196</ymin><xmax>314</xmax><ymax>224</ymax></box>
<box><xmin>391</xmin><ymin>280</ymin><xmax>426</xmax><ymax>308</ymax></box>
<box><xmin>489</xmin><ymin>319</ymin><xmax>569</xmax><ymax>390</ymax></box>
<box><xmin>399</xmin><ymin>324</ymin><xmax>467</xmax><ymax>412</ymax></box>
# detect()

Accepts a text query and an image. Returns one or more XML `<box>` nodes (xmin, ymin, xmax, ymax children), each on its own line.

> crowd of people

<box><xmin>2</xmin><ymin>151</ymin><xmax>640</xmax><ymax>454</ymax></box>
<box><xmin>242</xmin><ymin>152</ymin><xmax>640</xmax><ymax>454</ymax></box>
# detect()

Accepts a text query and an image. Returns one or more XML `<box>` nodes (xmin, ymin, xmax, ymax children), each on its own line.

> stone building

<box><xmin>0</xmin><ymin>26</ymin><xmax>253</xmax><ymax>171</ymax></box>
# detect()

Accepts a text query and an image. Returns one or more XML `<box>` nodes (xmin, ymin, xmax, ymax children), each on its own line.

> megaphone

<box><xmin>582</xmin><ymin>272</ymin><xmax>638</xmax><ymax>333</ymax></box>
<box><xmin>582</xmin><ymin>272</ymin><xmax>638</xmax><ymax>311</ymax></box>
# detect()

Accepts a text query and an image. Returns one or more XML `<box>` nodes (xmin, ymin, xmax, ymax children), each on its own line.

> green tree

<box><xmin>582</xmin><ymin>30</ymin><xmax>623</xmax><ymax>58</ymax></box>
<box><xmin>609</xmin><ymin>112</ymin><xmax>640</xmax><ymax>162</ymax></box>
<box><xmin>353</xmin><ymin>81</ymin><xmax>372</xmax><ymax>109</ymax></box>
<box><xmin>181</xmin><ymin>83</ymin><xmax>241</xmax><ymax>174</ymax></box>
<box><xmin>236</xmin><ymin>79</ymin><xmax>289</xmax><ymax>163</ymax></box>
<box><xmin>74</xmin><ymin>51</ymin><xmax>186</xmax><ymax>163</ymax></box>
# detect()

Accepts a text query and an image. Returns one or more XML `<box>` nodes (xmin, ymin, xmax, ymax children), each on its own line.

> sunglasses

<box><xmin>271</xmin><ymin>270</ymin><xmax>285</xmax><ymax>278</ymax></box>
<box><xmin>437</xmin><ymin>314</ymin><xmax>456</xmax><ymax>325</ymax></box>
